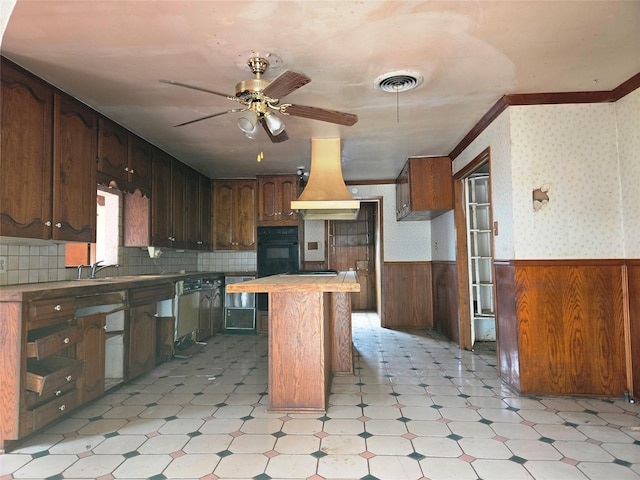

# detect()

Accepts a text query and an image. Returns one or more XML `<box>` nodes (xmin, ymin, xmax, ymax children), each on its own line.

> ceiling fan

<box><xmin>160</xmin><ymin>56</ymin><xmax>358</xmax><ymax>143</ymax></box>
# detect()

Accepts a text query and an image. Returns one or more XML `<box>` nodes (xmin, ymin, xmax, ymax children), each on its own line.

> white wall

<box><xmin>301</xmin><ymin>183</ymin><xmax>431</xmax><ymax>263</ymax></box>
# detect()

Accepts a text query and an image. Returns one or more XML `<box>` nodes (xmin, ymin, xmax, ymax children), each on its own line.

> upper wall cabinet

<box><xmin>52</xmin><ymin>93</ymin><xmax>98</xmax><ymax>242</ymax></box>
<box><xmin>1</xmin><ymin>58</ymin><xmax>54</xmax><ymax>239</ymax></box>
<box><xmin>97</xmin><ymin>118</ymin><xmax>152</xmax><ymax>196</ymax></box>
<box><xmin>213</xmin><ymin>180</ymin><xmax>257</xmax><ymax>251</ymax></box>
<box><xmin>257</xmin><ymin>175</ymin><xmax>300</xmax><ymax>226</ymax></box>
<box><xmin>396</xmin><ymin>156</ymin><xmax>453</xmax><ymax>221</ymax></box>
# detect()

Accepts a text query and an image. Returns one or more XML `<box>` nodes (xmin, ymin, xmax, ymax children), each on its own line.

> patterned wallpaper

<box><xmin>616</xmin><ymin>88</ymin><xmax>640</xmax><ymax>258</ymax></box>
<box><xmin>446</xmin><ymin>88</ymin><xmax>638</xmax><ymax>261</ymax></box>
<box><xmin>510</xmin><ymin>102</ymin><xmax>623</xmax><ymax>259</ymax></box>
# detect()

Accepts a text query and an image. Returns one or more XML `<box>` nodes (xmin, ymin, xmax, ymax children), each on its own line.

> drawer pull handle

<box><xmin>55</xmin><ymin>390</ymin><xmax>62</xmax><ymax>396</ymax></box>
<box><xmin>54</xmin><ymin>304</ymin><xmax>62</xmax><ymax>311</ymax></box>
<box><xmin>65</xmin><ymin>375</ymin><xmax>73</xmax><ymax>382</ymax></box>
<box><xmin>63</xmin><ymin>337</ymin><xmax>70</xmax><ymax>344</ymax></box>
<box><xmin>59</xmin><ymin>404</ymin><xmax>66</xmax><ymax>411</ymax></box>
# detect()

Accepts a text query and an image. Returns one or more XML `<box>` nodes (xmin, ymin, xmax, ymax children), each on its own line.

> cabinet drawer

<box><xmin>25</xmin><ymin>380</ymin><xmax>76</xmax><ymax>409</ymax></box>
<box><xmin>22</xmin><ymin>389</ymin><xmax>78</xmax><ymax>431</ymax></box>
<box><xmin>27</xmin><ymin>324</ymin><xmax>82</xmax><ymax>360</ymax></box>
<box><xmin>26</xmin><ymin>356</ymin><xmax>83</xmax><ymax>396</ymax></box>
<box><xmin>28</xmin><ymin>298</ymin><xmax>75</xmax><ymax>328</ymax></box>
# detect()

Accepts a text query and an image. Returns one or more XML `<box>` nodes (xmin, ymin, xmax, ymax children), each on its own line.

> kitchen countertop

<box><xmin>0</xmin><ymin>271</ymin><xmax>232</xmax><ymax>302</ymax></box>
<box><xmin>225</xmin><ymin>271</ymin><xmax>360</xmax><ymax>293</ymax></box>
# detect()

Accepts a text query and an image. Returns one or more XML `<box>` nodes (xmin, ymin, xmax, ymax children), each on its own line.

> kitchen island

<box><xmin>226</xmin><ymin>271</ymin><xmax>359</xmax><ymax>412</ymax></box>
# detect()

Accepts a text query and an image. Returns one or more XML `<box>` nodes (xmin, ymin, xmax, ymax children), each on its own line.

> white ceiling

<box><xmin>2</xmin><ymin>1</ymin><xmax>639</xmax><ymax>181</ymax></box>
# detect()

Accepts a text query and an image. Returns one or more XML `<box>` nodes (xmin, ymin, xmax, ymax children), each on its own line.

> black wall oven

<box><xmin>257</xmin><ymin>226</ymin><xmax>300</xmax><ymax>310</ymax></box>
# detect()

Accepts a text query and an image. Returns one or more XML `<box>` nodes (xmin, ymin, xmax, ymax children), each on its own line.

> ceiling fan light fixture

<box><xmin>264</xmin><ymin>112</ymin><xmax>285</xmax><ymax>135</ymax></box>
<box><xmin>244</xmin><ymin>122</ymin><xmax>260</xmax><ymax>139</ymax></box>
<box><xmin>237</xmin><ymin>111</ymin><xmax>258</xmax><ymax>133</ymax></box>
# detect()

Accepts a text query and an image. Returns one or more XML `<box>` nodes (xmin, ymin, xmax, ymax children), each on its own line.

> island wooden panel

<box><xmin>227</xmin><ymin>272</ymin><xmax>359</xmax><ymax>412</ymax></box>
<box><xmin>331</xmin><ymin>292</ymin><xmax>353</xmax><ymax>376</ymax></box>
<box><xmin>269</xmin><ymin>291</ymin><xmax>331</xmax><ymax>411</ymax></box>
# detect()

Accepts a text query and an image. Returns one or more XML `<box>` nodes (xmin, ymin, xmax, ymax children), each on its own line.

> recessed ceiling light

<box><xmin>373</xmin><ymin>70</ymin><xmax>423</xmax><ymax>93</ymax></box>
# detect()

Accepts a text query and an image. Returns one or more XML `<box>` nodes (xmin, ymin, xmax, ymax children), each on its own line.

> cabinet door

<box><xmin>278</xmin><ymin>176</ymin><xmax>299</xmax><ymax>224</ymax></box>
<box><xmin>395</xmin><ymin>163</ymin><xmax>409</xmax><ymax>220</ymax></box>
<box><xmin>199</xmin><ymin>176</ymin><xmax>212</xmax><ymax>251</ymax></box>
<box><xmin>77</xmin><ymin>313</ymin><xmax>105</xmax><ymax>403</ymax></box>
<box><xmin>213</xmin><ymin>181</ymin><xmax>234</xmax><ymax>250</ymax></box>
<box><xmin>128</xmin><ymin>303</ymin><xmax>156</xmax><ymax>380</ymax></box>
<box><xmin>234</xmin><ymin>181</ymin><xmax>257</xmax><ymax>250</ymax></box>
<box><xmin>0</xmin><ymin>59</ymin><xmax>53</xmax><ymax>239</ymax></box>
<box><xmin>258</xmin><ymin>177</ymin><xmax>278</xmax><ymax>224</ymax></box>
<box><xmin>171</xmin><ymin>160</ymin><xmax>187</xmax><ymax>248</ymax></box>
<box><xmin>127</xmin><ymin>134</ymin><xmax>152</xmax><ymax>193</ymax></box>
<box><xmin>185</xmin><ymin>167</ymin><xmax>201</xmax><ymax>250</ymax></box>
<box><xmin>97</xmin><ymin>117</ymin><xmax>128</xmax><ymax>189</ymax></box>
<box><xmin>151</xmin><ymin>149</ymin><xmax>172</xmax><ymax>247</ymax></box>
<box><xmin>52</xmin><ymin>93</ymin><xmax>97</xmax><ymax>242</ymax></box>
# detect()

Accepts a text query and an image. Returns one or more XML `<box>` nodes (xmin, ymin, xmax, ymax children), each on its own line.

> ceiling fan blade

<box><xmin>262</xmin><ymin>70</ymin><xmax>311</xmax><ymax>99</ymax></box>
<box><xmin>259</xmin><ymin>117</ymin><xmax>289</xmax><ymax>143</ymax></box>
<box><xmin>280</xmin><ymin>104</ymin><xmax>358</xmax><ymax>126</ymax></box>
<box><xmin>160</xmin><ymin>79</ymin><xmax>237</xmax><ymax>101</ymax></box>
<box><xmin>174</xmin><ymin>108</ymin><xmax>245</xmax><ymax>127</ymax></box>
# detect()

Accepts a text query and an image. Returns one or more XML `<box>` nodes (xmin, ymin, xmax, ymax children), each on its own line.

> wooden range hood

<box><xmin>290</xmin><ymin>138</ymin><xmax>360</xmax><ymax>221</ymax></box>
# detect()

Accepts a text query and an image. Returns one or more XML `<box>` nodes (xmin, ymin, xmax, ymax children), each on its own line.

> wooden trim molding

<box><xmin>449</xmin><ymin>72</ymin><xmax>640</xmax><ymax>161</ymax></box>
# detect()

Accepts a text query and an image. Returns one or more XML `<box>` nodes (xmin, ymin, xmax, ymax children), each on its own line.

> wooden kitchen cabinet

<box><xmin>77</xmin><ymin>313</ymin><xmax>105</xmax><ymax>403</ymax></box>
<box><xmin>213</xmin><ymin>180</ymin><xmax>257</xmax><ymax>250</ymax></box>
<box><xmin>257</xmin><ymin>175</ymin><xmax>300</xmax><ymax>226</ymax></box>
<box><xmin>0</xmin><ymin>58</ymin><xmax>54</xmax><ymax>239</ymax></box>
<box><xmin>97</xmin><ymin>119</ymin><xmax>152</xmax><ymax>196</ymax></box>
<box><xmin>127</xmin><ymin>284</ymin><xmax>174</xmax><ymax>381</ymax></box>
<box><xmin>151</xmin><ymin>149</ymin><xmax>188</xmax><ymax>248</ymax></box>
<box><xmin>127</xmin><ymin>302</ymin><xmax>156</xmax><ymax>380</ymax></box>
<box><xmin>396</xmin><ymin>156</ymin><xmax>453</xmax><ymax>221</ymax></box>
<box><xmin>52</xmin><ymin>92</ymin><xmax>98</xmax><ymax>242</ymax></box>
<box><xmin>186</xmin><ymin>168</ymin><xmax>212</xmax><ymax>251</ymax></box>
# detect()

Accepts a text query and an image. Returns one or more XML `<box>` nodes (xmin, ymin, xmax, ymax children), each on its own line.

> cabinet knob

<box><xmin>63</xmin><ymin>337</ymin><xmax>70</xmax><ymax>344</ymax></box>
<box><xmin>45</xmin><ymin>221</ymin><xmax>52</xmax><ymax>226</ymax></box>
<box><xmin>197</xmin><ymin>241</ymin><xmax>203</xmax><ymax>245</ymax></box>
<box><xmin>124</xmin><ymin>167</ymin><xmax>129</xmax><ymax>172</ymax></box>
<box><xmin>65</xmin><ymin>375</ymin><xmax>73</xmax><ymax>382</ymax></box>
<box><xmin>130</xmin><ymin>169</ymin><xmax>134</xmax><ymax>174</ymax></box>
<box><xmin>54</xmin><ymin>304</ymin><xmax>62</xmax><ymax>311</ymax></box>
<box><xmin>58</xmin><ymin>404</ymin><xmax>66</xmax><ymax>411</ymax></box>
<box><xmin>55</xmin><ymin>222</ymin><xmax>62</xmax><ymax>228</ymax></box>
<box><xmin>55</xmin><ymin>390</ymin><xmax>62</xmax><ymax>396</ymax></box>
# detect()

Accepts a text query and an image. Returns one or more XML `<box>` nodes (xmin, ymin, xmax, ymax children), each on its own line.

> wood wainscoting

<box><xmin>432</xmin><ymin>261</ymin><xmax>459</xmax><ymax>343</ymax></box>
<box><xmin>382</xmin><ymin>262</ymin><xmax>433</xmax><ymax>329</ymax></box>
<box><xmin>495</xmin><ymin>259</ymin><xmax>629</xmax><ymax>396</ymax></box>
<box><xmin>628</xmin><ymin>260</ymin><xmax>640</xmax><ymax>399</ymax></box>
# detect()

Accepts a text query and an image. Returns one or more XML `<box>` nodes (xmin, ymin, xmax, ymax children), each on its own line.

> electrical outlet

<box><xmin>0</xmin><ymin>256</ymin><xmax>6</xmax><ymax>272</ymax></box>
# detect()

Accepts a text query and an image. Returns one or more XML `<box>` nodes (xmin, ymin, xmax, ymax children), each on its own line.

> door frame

<box><xmin>454</xmin><ymin>147</ymin><xmax>495</xmax><ymax>351</ymax></box>
<box><xmin>326</xmin><ymin>196</ymin><xmax>384</xmax><ymax>320</ymax></box>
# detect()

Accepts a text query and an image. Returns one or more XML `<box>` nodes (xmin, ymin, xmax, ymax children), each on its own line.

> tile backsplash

<box><xmin>0</xmin><ymin>239</ymin><xmax>256</xmax><ymax>286</ymax></box>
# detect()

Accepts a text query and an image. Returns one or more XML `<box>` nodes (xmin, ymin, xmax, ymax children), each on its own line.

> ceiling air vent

<box><xmin>374</xmin><ymin>70</ymin><xmax>423</xmax><ymax>93</ymax></box>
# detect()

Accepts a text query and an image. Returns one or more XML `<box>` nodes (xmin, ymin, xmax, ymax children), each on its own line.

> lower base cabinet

<box><xmin>0</xmin><ymin>281</ymin><xmax>175</xmax><ymax>453</ymax></box>
<box><xmin>127</xmin><ymin>303</ymin><xmax>157</xmax><ymax>380</ymax></box>
<box><xmin>77</xmin><ymin>313</ymin><xmax>106</xmax><ymax>403</ymax></box>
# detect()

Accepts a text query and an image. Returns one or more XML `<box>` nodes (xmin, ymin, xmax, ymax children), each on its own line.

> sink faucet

<box><xmin>90</xmin><ymin>260</ymin><xmax>120</xmax><ymax>279</ymax></box>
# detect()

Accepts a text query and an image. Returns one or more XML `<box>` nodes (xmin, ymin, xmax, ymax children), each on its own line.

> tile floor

<box><xmin>1</xmin><ymin>312</ymin><xmax>639</xmax><ymax>480</ymax></box>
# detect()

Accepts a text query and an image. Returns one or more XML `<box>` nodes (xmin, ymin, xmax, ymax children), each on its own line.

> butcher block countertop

<box><xmin>225</xmin><ymin>271</ymin><xmax>360</xmax><ymax>293</ymax></box>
